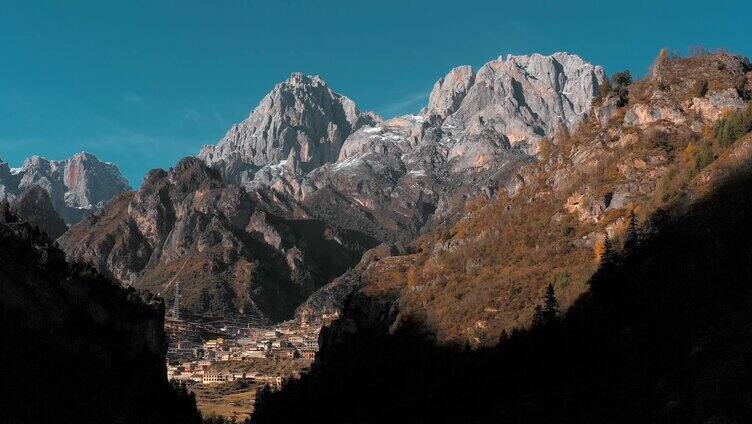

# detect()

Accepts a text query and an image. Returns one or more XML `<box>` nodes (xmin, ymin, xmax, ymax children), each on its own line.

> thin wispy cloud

<box><xmin>120</xmin><ymin>92</ymin><xmax>144</xmax><ymax>108</ymax></box>
<box><xmin>61</xmin><ymin>114</ymin><xmax>218</xmax><ymax>187</ymax></box>
<box><xmin>0</xmin><ymin>137</ymin><xmax>45</xmax><ymax>152</ymax></box>
<box><xmin>77</xmin><ymin>130</ymin><xmax>207</xmax><ymax>188</ymax></box>
<box><xmin>379</xmin><ymin>92</ymin><xmax>429</xmax><ymax>117</ymax></box>
<box><xmin>175</xmin><ymin>107</ymin><xmax>227</xmax><ymax>128</ymax></box>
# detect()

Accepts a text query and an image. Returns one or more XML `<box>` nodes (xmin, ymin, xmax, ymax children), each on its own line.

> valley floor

<box><xmin>190</xmin><ymin>380</ymin><xmax>260</xmax><ymax>421</ymax></box>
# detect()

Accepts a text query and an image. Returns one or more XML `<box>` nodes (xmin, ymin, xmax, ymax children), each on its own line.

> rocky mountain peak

<box><xmin>0</xmin><ymin>151</ymin><xmax>131</xmax><ymax>224</ymax></box>
<box><xmin>442</xmin><ymin>52</ymin><xmax>606</xmax><ymax>154</ymax></box>
<box><xmin>163</xmin><ymin>156</ymin><xmax>223</xmax><ymax>190</ymax></box>
<box><xmin>422</xmin><ymin>65</ymin><xmax>476</xmax><ymax>120</ymax></box>
<box><xmin>192</xmin><ymin>52</ymin><xmax>606</xmax><ymax>247</ymax></box>
<box><xmin>199</xmin><ymin>73</ymin><xmax>381</xmax><ymax>184</ymax></box>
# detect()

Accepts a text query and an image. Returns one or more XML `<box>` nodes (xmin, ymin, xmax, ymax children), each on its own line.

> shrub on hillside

<box><xmin>714</xmin><ymin>104</ymin><xmax>752</xmax><ymax>147</ymax></box>
<box><xmin>692</xmin><ymin>79</ymin><xmax>709</xmax><ymax>98</ymax></box>
<box><xmin>611</xmin><ymin>70</ymin><xmax>632</xmax><ymax>106</ymax></box>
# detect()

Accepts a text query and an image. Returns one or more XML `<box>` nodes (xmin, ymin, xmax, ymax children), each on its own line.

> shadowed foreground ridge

<box><xmin>250</xmin><ymin>167</ymin><xmax>752</xmax><ymax>423</ymax></box>
<box><xmin>0</xmin><ymin>204</ymin><xmax>201</xmax><ymax>423</ymax></box>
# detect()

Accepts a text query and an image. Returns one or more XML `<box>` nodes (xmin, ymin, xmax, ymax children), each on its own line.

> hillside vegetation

<box><xmin>352</xmin><ymin>51</ymin><xmax>752</xmax><ymax>343</ymax></box>
<box><xmin>249</xmin><ymin>52</ymin><xmax>752</xmax><ymax>423</ymax></box>
<box><xmin>251</xmin><ymin>159</ymin><xmax>752</xmax><ymax>423</ymax></box>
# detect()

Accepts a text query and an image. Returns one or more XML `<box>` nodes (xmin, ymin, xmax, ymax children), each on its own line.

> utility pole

<box><xmin>173</xmin><ymin>282</ymin><xmax>181</xmax><ymax>320</ymax></box>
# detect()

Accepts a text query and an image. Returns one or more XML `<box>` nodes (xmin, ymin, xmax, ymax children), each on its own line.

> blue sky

<box><xmin>1</xmin><ymin>0</ymin><xmax>750</xmax><ymax>187</ymax></box>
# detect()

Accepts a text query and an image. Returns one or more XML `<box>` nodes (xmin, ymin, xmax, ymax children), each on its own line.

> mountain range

<box><xmin>249</xmin><ymin>51</ymin><xmax>752</xmax><ymax>423</ymax></box>
<box><xmin>200</xmin><ymin>53</ymin><xmax>605</xmax><ymax>243</ymax></box>
<box><xmin>5</xmin><ymin>47</ymin><xmax>752</xmax><ymax>423</ymax></box>
<box><xmin>12</xmin><ymin>51</ymin><xmax>752</xmax><ymax>336</ymax></box>
<box><xmin>59</xmin><ymin>157</ymin><xmax>377</xmax><ymax>322</ymax></box>
<box><xmin>56</xmin><ymin>52</ymin><xmax>609</xmax><ymax>323</ymax></box>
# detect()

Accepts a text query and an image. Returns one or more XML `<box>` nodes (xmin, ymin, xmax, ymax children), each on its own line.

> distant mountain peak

<box><xmin>199</xmin><ymin>73</ymin><xmax>380</xmax><ymax>184</ymax></box>
<box><xmin>421</xmin><ymin>64</ymin><xmax>475</xmax><ymax>120</ymax></box>
<box><xmin>0</xmin><ymin>152</ymin><xmax>131</xmax><ymax>224</ymax></box>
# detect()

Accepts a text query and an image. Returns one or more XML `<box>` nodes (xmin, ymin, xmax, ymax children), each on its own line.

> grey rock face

<box><xmin>422</xmin><ymin>65</ymin><xmax>476</xmax><ymax>120</ymax></box>
<box><xmin>690</xmin><ymin>88</ymin><xmax>746</xmax><ymax>121</ymax></box>
<box><xmin>594</xmin><ymin>95</ymin><xmax>622</xmax><ymax>126</ymax></box>
<box><xmin>0</xmin><ymin>152</ymin><xmax>131</xmax><ymax>225</ymax></box>
<box><xmin>439</xmin><ymin>52</ymin><xmax>606</xmax><ymax>155</ymax></box>
<box><xmin>199</xmin><ymin>73</ymin><xmax>380</xmax><ymax>184</ymax></box>
<box><xmin>200</xmin><ymin>53</ymin><xmax>604</xmax><ymax>244</ymax></box>
<box><xmin>302</xmin><ymin>115</ymin><xmax>445</xmax><ymax>241</ymax></box>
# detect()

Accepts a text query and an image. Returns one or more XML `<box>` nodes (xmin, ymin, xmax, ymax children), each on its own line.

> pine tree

<box><xmin>600</xmin><ymin>235</ymin><xmax>617</xmax><ymax>269</ymax></box>
<box><xmin>532</xmin><ymin>305</ymin><xmax>544</xmax><ymax>329</ymax></box>
<box><xmin>624</xmin><ymin>211</ymin><xmax>640</xmax><ymax>257</ymax></box>
<box><xmin>498</xmin><ymin>329</ymin><xmax>510</xmax><ymax>345</ymax></box>
<box><xmin>542</xmin><ymin>283</ymin><xmax>559</xmax><ymax>324</ymax></box>
<box><xmin>590</xmin><ymin>234</ymin><xmax>619</xmax><ymax>294</ymax></box>
<box><xmin>612</xmin><ymin>70</ymin><xmax>633</xmax><ymax>88</ymax></box>
<box><xmin>611</xmin><ymin>70</ymin><xmax>632</xmax><ymax>106</ymax></box>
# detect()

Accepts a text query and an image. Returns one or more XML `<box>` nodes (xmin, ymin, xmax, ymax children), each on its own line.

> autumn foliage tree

<box><xmin>714</xmin><ymin>103</ymin><xmax>752</xmax><ymax>147</ymax></box>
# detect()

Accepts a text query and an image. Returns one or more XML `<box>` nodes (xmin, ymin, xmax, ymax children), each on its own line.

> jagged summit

<box><xmin>0</xmin><ymin>151</ymin><xmax>131</xmax><ymax>224</ymax></box>
<box><xmin>426</xmin><ymin>52</ymin><xmax>606</xmax><ymax>154</ymax></box>
<box><xmin>421</xmin><ymin>64</ymin><xmax>476</xmax><ymax>120</ymax></box>
<box><xmin>195</xmin><ymin>52</ymin><xmax>606</xmax><ymax>244</ymax></box>
<box><xmin>199</xmin><ymin>73</ymin><xmax>381</xmax><ymax>184</ymax></box>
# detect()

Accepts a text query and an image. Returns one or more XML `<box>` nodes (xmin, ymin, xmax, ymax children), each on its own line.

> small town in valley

<box><xmin>161</xmin><ymin>286</ymin><xmax>337</xmax><ymax>420</ymax></box>
<box><xmin>164</xmin><ymin>314</ymin><xmax>332</xmax><ymax>385</ymax></box>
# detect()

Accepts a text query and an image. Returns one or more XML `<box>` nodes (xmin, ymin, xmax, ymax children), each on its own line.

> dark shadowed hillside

<box><xmin>248</xmin><ymin>52</ymin><xmax>752</xmax><ymax>424</ymax></box>
<box><xmin>250</xmin><ymin>146</ymin><xmax>752</xmax><ymax>424</ymax></box>
<box><xmin>313</xmin><ymin>52</ymin><xmax>752</xmax><ymax>344</ymax></box>
<box><xmin>12</xmin><ymin>185</ymin><xmax>68</xmax><ymax>240</ymax></box>
<box><xmin>0</xmin><ymin>204</ymin><xmax>202</xmax><ymax>423</ymax></box>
